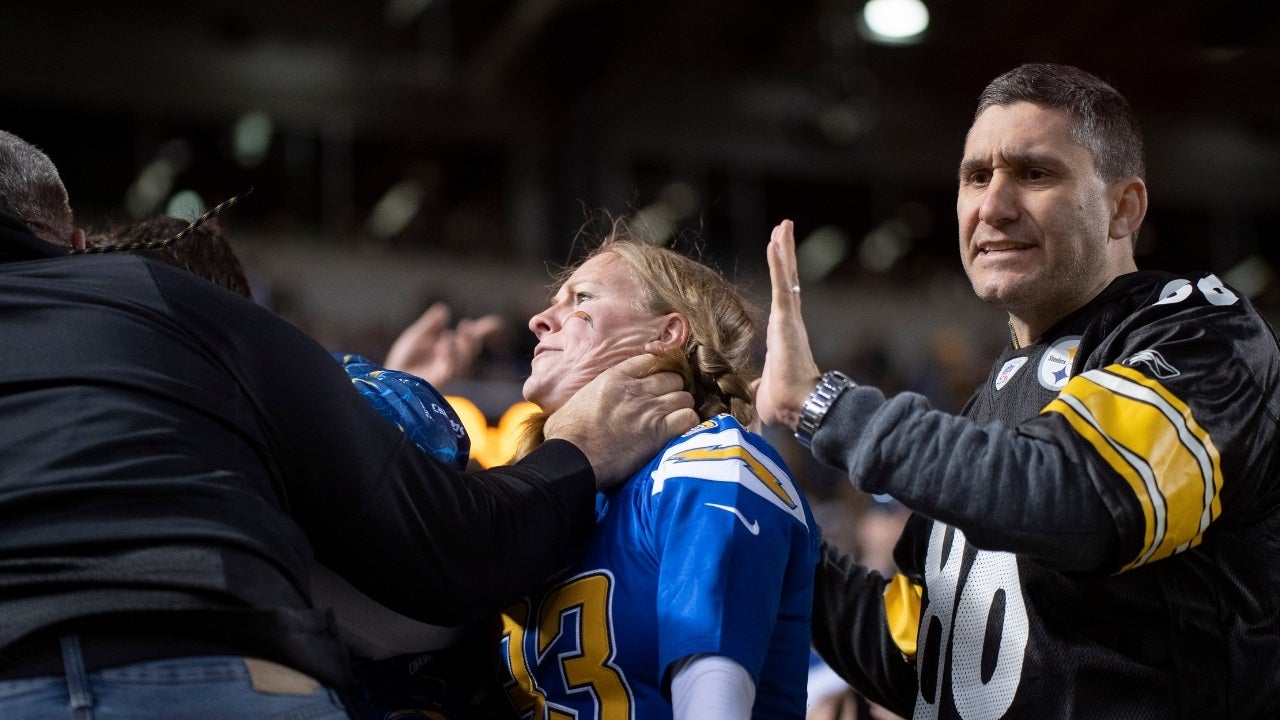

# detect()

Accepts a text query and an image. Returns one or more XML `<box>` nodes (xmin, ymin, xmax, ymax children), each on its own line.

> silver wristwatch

<box><xmin>794</xmin><ymin>370</ymin><xmax>856</xmax><ymax>449</ymax></box>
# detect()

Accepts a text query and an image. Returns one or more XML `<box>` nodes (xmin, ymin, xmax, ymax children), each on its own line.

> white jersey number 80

<box><xmin>913</xmin><ymin>525</ymin><xmax>1029</xmax><ymax>720</ymax></box>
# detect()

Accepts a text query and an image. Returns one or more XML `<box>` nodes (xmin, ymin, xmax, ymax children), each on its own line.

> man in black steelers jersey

<box><xmin>756</xmin><ymin>63</ymin><xmax>1280</xmax><ymax>719</ymax></box>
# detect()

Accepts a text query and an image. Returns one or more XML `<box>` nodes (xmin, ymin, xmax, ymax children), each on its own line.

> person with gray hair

<box><xmin>0</xmin><ymin>129</ymin><xmax>86</xmax><ymax>250</ymax></box>
<box><xmin>757</xmin><ymin>63</ymin><xmax>1280</xmax><ymax>718</ymax></box>
<box><xmin>0</xmin><ymin>128</ymin><xmax>698</xmax><ymax>719</ymax></box>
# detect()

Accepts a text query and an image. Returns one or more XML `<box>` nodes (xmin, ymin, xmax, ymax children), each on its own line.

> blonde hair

<box><xmin>512</xmin><ymin>217</ymin><xmax>758</xmax><ymax>462</ymax></box>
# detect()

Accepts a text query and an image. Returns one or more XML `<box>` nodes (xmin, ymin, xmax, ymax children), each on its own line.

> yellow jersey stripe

<box><xmin>1084</xmin><ymin>366</ymin><xmax>1222</xmax><ymax>538</ymax></box>
<box><xmin>1050</xmin><ymin>393</ymin><xmax>1167</xmax><ymax>567</ymax></box>
<box><xmin>883</xmin><ymin>573</ymin><xmax>923</xmax><ymax>659</ymax></box>
<box><xmin>1042</xmin><ymin>364</ymin><xmax>1223</xmax><ymax>570</ymax></box>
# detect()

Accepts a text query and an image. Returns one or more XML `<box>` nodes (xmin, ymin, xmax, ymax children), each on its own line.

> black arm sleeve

<box><xmin>307</xmin><ymin>437</ymin><xmax>596</xmax><ymax>625</ymax></box>
<box><xmin>812</xmin><ymin>540</ymin><xmax>918</xmax><ymax>717</ymax></box>
<box><xmin>156</xmin><ymin>266</ymin><xmax>597</xmax><ymax>625</ymax></box>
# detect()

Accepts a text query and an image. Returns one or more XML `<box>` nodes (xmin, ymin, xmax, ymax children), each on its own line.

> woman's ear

<box><xmin>643</xmin><ymin>313</ymin><xmax>689</xmax><ymax>354</ymax></box>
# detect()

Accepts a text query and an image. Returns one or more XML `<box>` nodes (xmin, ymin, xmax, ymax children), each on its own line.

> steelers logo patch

<box><xmin>1037</xmin><ymin>335</ymin><xmax>1081</xmax><ymax>391</ymax></box>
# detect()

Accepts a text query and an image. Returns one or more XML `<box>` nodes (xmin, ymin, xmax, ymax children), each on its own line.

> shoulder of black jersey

<box><xmin>1107</xmin><ymin>272</ymin><xmax>1279</xmax><ymax>377</ymax></box>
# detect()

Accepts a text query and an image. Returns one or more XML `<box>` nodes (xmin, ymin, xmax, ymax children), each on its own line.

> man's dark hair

<box><xmin>94</xmin><ymin>215</ymin><xmax>253</xmax><ymax>299</ymax></box>
<box><xmin>976</xmin><ymin>63</ymin><xmax>1146</xmax><ymax>183</ymax></box>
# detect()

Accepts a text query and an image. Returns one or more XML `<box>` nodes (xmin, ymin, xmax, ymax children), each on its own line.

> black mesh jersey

<box><xmin>814</xmin><ymin>271</ymin><xmax>1280</xmax><ymax>719</ymax></box>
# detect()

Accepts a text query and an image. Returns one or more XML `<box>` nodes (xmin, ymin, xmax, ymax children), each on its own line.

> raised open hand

<box><xmin>756</xmin><ymin>220</ymin><xmax>822</xmax><ymax>432</ymax></box>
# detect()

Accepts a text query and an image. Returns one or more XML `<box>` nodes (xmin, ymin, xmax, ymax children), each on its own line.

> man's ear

<box><xmin>643</xmin><ymin>313</ymin><xmax>689</xmax><ymax>354</ymax></box>
<box><xmin>70</xmin><ymin>227</ymin><xmax>86</xmax><ymax>252</ymax></box>
<box><xmin>1109</xmin><ymin>176</ymin><xmax>1148</xmax><ymax>241</ymax></box>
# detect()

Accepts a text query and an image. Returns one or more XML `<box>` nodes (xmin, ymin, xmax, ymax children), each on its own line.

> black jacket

<box><xmin>0</xmin><ymin>212</ymin><xmax>596</xmax><ymax>685</ymax></box>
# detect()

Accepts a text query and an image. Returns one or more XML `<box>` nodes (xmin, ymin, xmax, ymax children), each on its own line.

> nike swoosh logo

<box><xmin>705</xmin><ymin>503</ymin><xmax>760</xmax><ymax>535</ymax></box>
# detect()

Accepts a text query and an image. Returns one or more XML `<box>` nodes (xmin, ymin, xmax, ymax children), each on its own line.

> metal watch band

<box><xmin>794</xmin><ymin>370</ymin><xmax>855</xmax><ymax>449</ymax></box>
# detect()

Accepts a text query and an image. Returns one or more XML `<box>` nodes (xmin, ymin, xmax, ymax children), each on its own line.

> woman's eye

<box><xmin>575</xmin><ymin>292</ymin><xmax>591</xmax><ymax>304</ymax></box>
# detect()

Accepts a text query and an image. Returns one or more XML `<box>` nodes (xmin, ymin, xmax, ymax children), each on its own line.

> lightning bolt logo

<box><xmin>669</xmin><ymin>444</ymin><xmax>797</xmax><ymax>509</ymax></box>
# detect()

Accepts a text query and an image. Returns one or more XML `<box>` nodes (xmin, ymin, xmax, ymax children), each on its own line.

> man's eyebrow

<box><xmin>1004</xmin><ymin>151</ymin><xmax>1067</xmax><ymax>169</ymax></box>
<box><xmin>958</xmin><ymin>152</ymin><xmax>1067</xmax><ymax>178</ymax></box>
<box><xmin>958</xmin><ymin>158</ymin><xmax>988</xmax><ymax>178</ymax></box>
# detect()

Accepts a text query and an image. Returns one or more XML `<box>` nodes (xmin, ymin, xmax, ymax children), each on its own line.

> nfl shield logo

<box><xmin>995</xmin><ymin>357</ymin><xmax>1027</xmax><ymax>390</ymax></box>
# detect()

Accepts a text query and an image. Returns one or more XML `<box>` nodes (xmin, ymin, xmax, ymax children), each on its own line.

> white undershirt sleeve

<box><xmin>670</xmin><ymin>653</ymin><xmax>756</xmax><ymax>720</ymax></box>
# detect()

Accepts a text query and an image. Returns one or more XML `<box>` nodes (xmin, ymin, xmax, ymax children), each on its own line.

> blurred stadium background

<box><xmin>3</xmin><ymin>0</ymin><xmax>1278</xmax><ymax>499</ymax></box>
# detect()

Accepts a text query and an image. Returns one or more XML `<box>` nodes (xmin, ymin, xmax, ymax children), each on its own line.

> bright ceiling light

<box><xmin>861</xmin><ymin>0</ymin><xmax>929</xmax><ymax>45</ymax></box>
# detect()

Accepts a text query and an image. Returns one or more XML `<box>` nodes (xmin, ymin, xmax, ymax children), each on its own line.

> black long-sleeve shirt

<box><xmin>0</xmin><ymin>213</ymin><xmax>596</xmax><ymax>684</ymax></box>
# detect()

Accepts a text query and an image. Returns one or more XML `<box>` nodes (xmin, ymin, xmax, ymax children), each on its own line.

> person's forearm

<box><xmin>211</xmin><ymin>290</ymin><xmax>599</xmax><ymax>625</ymax></box>
<box><xmin>811</xmin><ymin>388</ymin><xmax>1119</xmax><ymax>571</ymax></box>
<box><xmin>314</xmin><ymin>438</ymin><xmax>596</xmax><ymax>625</ymax></box>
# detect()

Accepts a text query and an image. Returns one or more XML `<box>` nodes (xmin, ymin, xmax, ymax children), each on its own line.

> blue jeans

<box><xmin>0</xmin><ymin>636</ymin><xmax>352</xmax><ymax>720</ymax></box>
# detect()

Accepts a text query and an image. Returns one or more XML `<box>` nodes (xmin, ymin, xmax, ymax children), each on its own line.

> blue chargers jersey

<box><xmin>499</xmin><ymin>414</ymin><xmax>820</xmax><ymax>719</ymax></box>
<box><xmin>333</xmin><ymin>353</ymin><xmax>469</xmax><ymax>471</ymax></box>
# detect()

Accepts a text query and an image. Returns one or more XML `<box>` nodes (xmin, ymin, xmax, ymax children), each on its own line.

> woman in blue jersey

<box><xmin>499</xmin><ymin>219</ymin><xmax>821</xmax><ymax>719</ymax></box>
